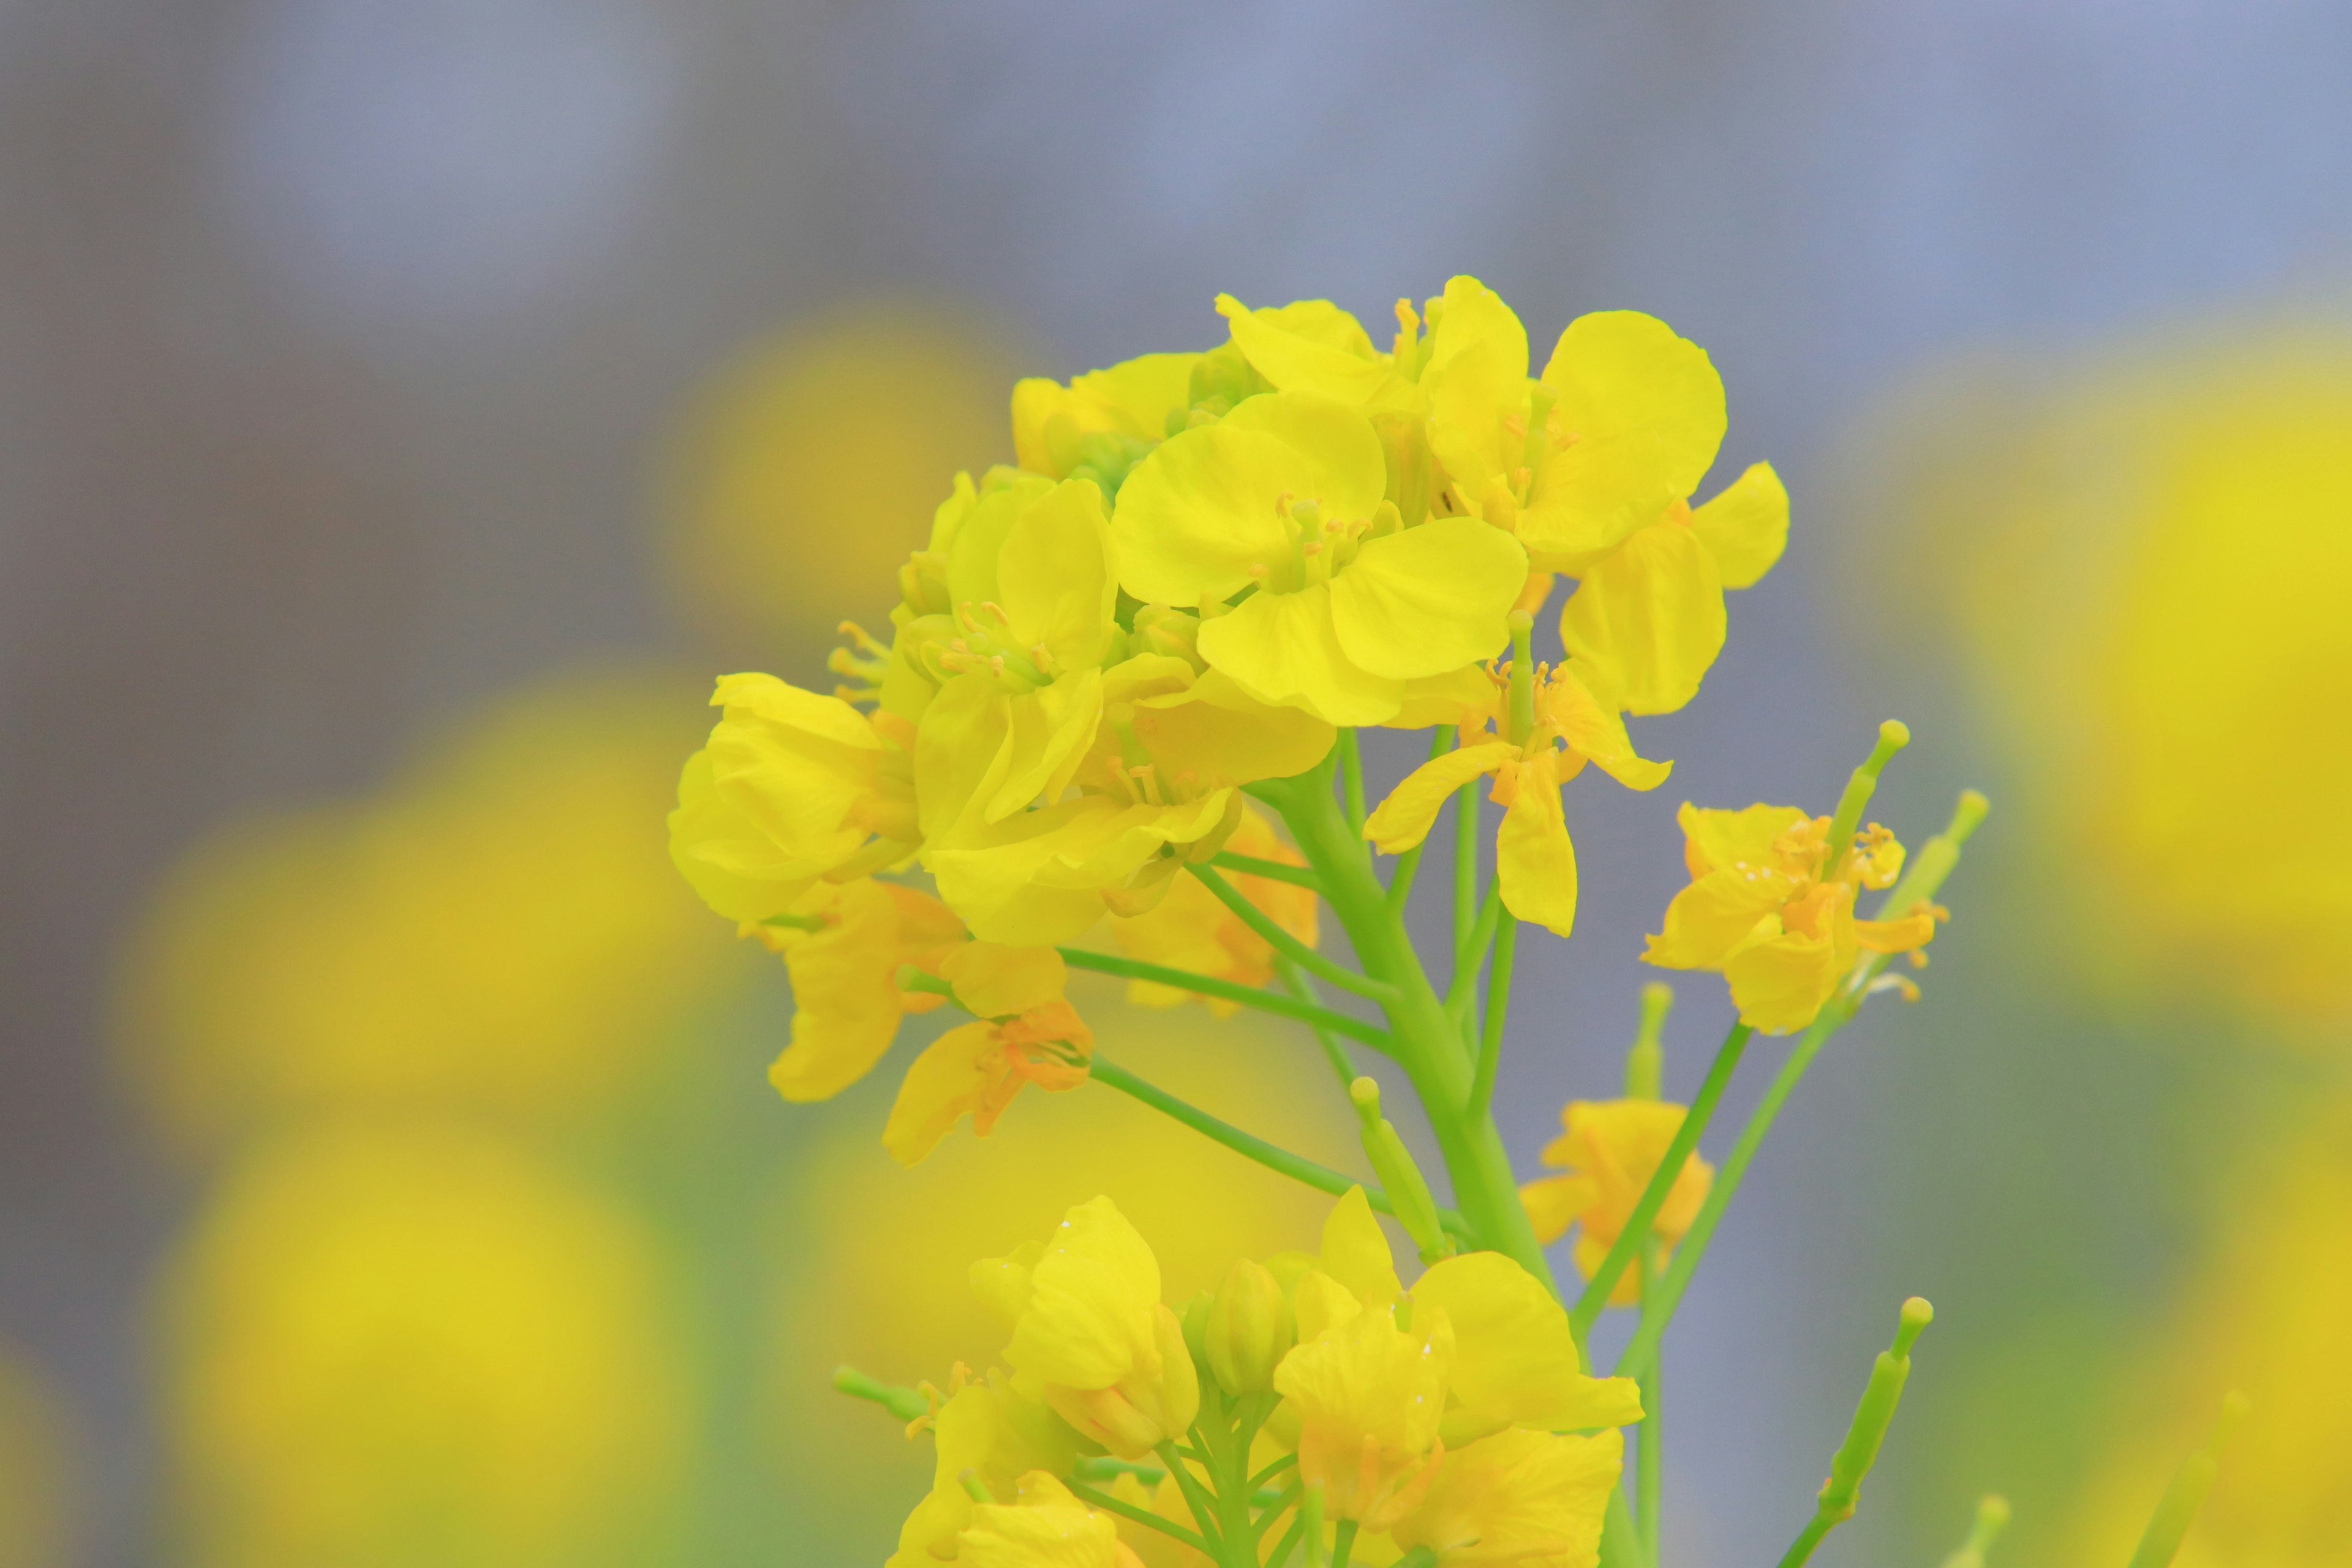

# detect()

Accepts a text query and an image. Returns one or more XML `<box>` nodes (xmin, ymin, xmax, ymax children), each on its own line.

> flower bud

<box><xmin>1205</xmin><ymin>1258</ymin><xmax>1295</xmax><ymax>1394</ymax></box>
<box><xmin>1129</xmin><ymin>604</ymin><xmax>1206</xmax><ymax>672</ymax></box>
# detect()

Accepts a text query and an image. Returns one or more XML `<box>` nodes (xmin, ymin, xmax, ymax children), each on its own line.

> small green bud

<box><xmin>1180</xmin><ymin>1289</ymin><xmax>1215</xmax><ymax>1375</ymax></box>
<box><xmin>1205</xmin><ymin>1259</ymin><xmax>1295</xmax><ymax>1395</ymax></box>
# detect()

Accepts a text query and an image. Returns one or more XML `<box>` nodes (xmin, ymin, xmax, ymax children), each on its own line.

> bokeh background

<box><xmin>4</xmin><ymin>3</ymin><xmax>2350</xmax><ymax>1564</ymax></box>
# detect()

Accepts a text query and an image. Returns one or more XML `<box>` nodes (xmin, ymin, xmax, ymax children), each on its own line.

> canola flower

<box><xmin>666</xmin><ymin>277</ymin><xmax>2225</xmax><ymax>1566</ymax></box>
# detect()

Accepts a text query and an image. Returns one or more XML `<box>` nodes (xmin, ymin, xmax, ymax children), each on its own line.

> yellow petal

<box><xmin>1003</xmin><ymin>1196</ymin><xmax>1163</xmax><ymax>1393</ymax></box>
<box><xmin>1558</xmin><ymin>516</ymin><xmax>1727</xmax><ymax>716</ymax></box>
<box><xmin>1722</xmin><ymin>927</ymin><xmax>1844</xmax><ymax>1035</ymax></box>
<box><xmin>1129</xmin><ymin>668</ymin><xmax>1338</xmax><ymax>788</ymax></box>
<box><xmin>1218</xmin><ymin>388</ymin><xmax>1391</xmax><ymax>516</ymax></box>
<box><xmin>942</xmin><ymin>942</ymin><xmax>1068</xmax><ymax>1019</ymax></box>
<box><xmin>1216</xmin><ymin>295</ymin><xmax>1412</xmax><ymax>408</ymax></box>
<box><xmin>1110</xmin><ymin>423</ymin><xmax>1312</xmax><ymax>603</ymax></box>
<box><xmin>1690</xmin><ymin>461</ymin><xmax>1789</xmax><ymax>590</ymax></box>
<box><xmin>1385</xmin><ymin>664</ymin><xmax>1499</xmax><ymax>729</ymax></box>
<box><xmin>1328</xmin><ymin>518</ymin><xmax>1528</xmax><ymax>681</ymax></box>
<box><xmin>1539</xmin><ymin>311</ymin><xmax>1725</xmax><ymax>502</ymax></box>
<box><xmin>1195</xmin><ymin>584</ymin><xmax>1406</xmax><ymax>726</ymax></box>
<box><xmin>1678</xmin><ymin>801</ymin><xmax>1814</xmax><ymax>879</ymax></box>
<box><xmin>1641</xmin><ymin>873</ymin><xmax>1782</xmax><ymax>972</ymax></box>
<box><xmin>1422</xmin><ymin>276</ymin><xmax>1532</xmax><ymax>500</ymax></box>
<box><xmin>1012</xmin><ymin>352</ymin><xmax>1199</xmax><ymax>477</ymax></box>
<box><xmin>1411</xmin><ymin>1252</ymin><xmax>1644</xmax><ymax>1431</ymax></box>
<box><xmin>998</xmin><ymin>478</ymin><xmax>1119</xmax><ymax>670</ymax></box>
<box><xmin>1318</xmin><ymin>1186</ymin><xmax>1402</xmax><ymax>1306</ymax></box>
<box><xmin>767</xmin><ymin>878</ymin><xmax>911</xmax><ymax>1102</ymax></box>
<box><xmin>1550</xmin><ymin>666</ymin><xmax>1673</xmax><ymax>791</ymax></box>
<box><xmin>1391</xmin><ymin>1428</ymin><xmax>1622</xmax><ymax>1565</ymax></box>
<box><xmin>1362</xmin><ymin>742</ymin><xmax>1515</xmax><ymax>854</ymax></box>
<box><xmin>984</xmin><ymin>668</ymin><xmax>1106</xmax><ymax>823</ymax></box>
<box><xmin>1495</xmin><ymin>754</ymin><xmax>1579</xmax><ymax>938</ymax></box>
<box><xmin>1291</xmin><ymin>1268</ymin><xmax>1365</xmax><ymax>1343</ymax></box>
<box><xmin>881</xmin><ymin>1020</ymin><xmax>1000</xmax><ymax>1166</ymax></box>
<box><xmin>1518</xmin><ymin>1174</ymin><xmax>1599</xmax><ymax>1246</ymax></box>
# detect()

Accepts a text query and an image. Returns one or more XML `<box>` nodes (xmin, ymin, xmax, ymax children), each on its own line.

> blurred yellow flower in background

<box><xmin>2058</xmin><ymin>1117</ymin><xmax>2352</xmax><ymax>1566</ymax></box>
<box><xmin>157</xmin><ymin>1122</ymin><xmax>693</xmax><ymax>1568</ymax></box>
<box><xmin>663</xmin><ymin>304</ymin><xmax>1015</xmax><ymax>645</ymax></box>
<box><xmin>115</xmin><ymin>673</ymin><xmax>736</xmax><ymax>1152</ymax></box>
<box><xmin>0</xmin><ymin>1346</ymin><xmax>77</xmax><ymax>1568</ymax></box>
<box><xmin>1850</xmin><ymin>326</ymin><xmax>2352</xmax><ymax>1040</ymax></box>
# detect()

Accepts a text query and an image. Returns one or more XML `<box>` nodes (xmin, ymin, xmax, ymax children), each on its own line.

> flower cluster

<box><xmin>668</xmin><ymin>277</ymin><xmax>1793</xmax><ymax>1156</ymax></box>
<box><xmin>888</xmin><ymin>1191</ymin><xmax>1637</xmax><ymax>1568</ymax></box>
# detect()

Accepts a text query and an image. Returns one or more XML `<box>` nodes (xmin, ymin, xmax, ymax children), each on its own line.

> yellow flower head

<box><xmin>1518</xmin><ymin>1100</ymin><xmax>1716</xmax><ymax>1306</ymax></box>
<box><xmin>1362</xmin><ymin>654</ymin><xmax>1670</xmax><ymax>938</ymax></box>
<box><xmin>1642</xmin><ymin>803</ymin><xmax>1938</xmax><ymax>1033</ymax></box>
<box><xmin>975</xmin><ymin>1197</ymin><xmax>1200</xmax><ymax>1459</ymax></box>
<box><xmin>1389</xmin><ymin>1426</ymin><xmax>1624</xmax><ymax>1568</ymax></box>
<box><xmin>884</xmin><ymin>944</ymin><xmax>1096</xmax><ymax>1167</ymax></box>
<box><xmin>888</xmin><ymin>1379</ymin><xmax>1085</xmax><ymax>1568</ymax></box>
<box><xmin>752</xmin><ymin>876</ymin><xmax>967</xmax><ymax>1103</ymax></box>
<box><xmin>1106</xmin><ymin>802</ymin><xmax>1319</xmax><ymax>1012</ymax></box>
<box><xmin>1012</xmin><ymin>351</ymin><xmax>1202</xmax><ymax>491</ymax></box>
<box><xmin>1112</xmin><ymin>390</ymin><xmax>1528</xmax><ymax>726</ymax></box>
<box><xmin>1272</xmin><ymin>1298</ymin><xmax>1454</xmax><ymax>1528</ymax></box>
<box><xmin>669</xmin><ymin>673</ymin><xmax>920</xmax><ymax>923</ymax></box>
<box><xmin>958</xmin><ymin>1472</ymin><xmax>1144</xmax><ymax>1568</ymax></box>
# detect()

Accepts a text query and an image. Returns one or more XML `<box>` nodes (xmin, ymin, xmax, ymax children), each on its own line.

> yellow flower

<box><xmin>974</xmin><ymin>1197</ymin><xmax>1200</xmax><ymax>1459</ymax></box>
<box><xmin>159</xmin><ymin>1125</ymin><xmax>691</xmax><ymax>1567</ymax></box>
<box><xmin>1105</xmin><ymin>802</ymin><xmax>1319</xmax><ymax>1012</ymax></box>
<box><xmin>927</xmin><ymin>789</ymin><xmax>1243</xmax><ymax>947</ymax></box>
<box><xmin>1642</xmin><ymin>803</ymin><xmax>1939</xmax><ymax>1033</ymax></box>
<box><xmin>1362</xmin><ymin>659</ymin><xmax>1669</xmax><ymax>938</ymax></box>
<box><xmin>888</xmin><ymin>1379</ymin><xmax>1084</xmax><ymax>1568</ymax></box>
<box><xmin>1419</xmin><ymin>279</ymin><xmax>1782</xmax><ymax>717</ymax></box>
<box><xmin>884</xmin><ymin>944</ymin><xmax>1096</xmax><ymax>1166</ymax></box>
<box><xmin>1012</xmin><ymin>352</ymin><xmax>1203</xmax><ymax>489</ymax></box>
<box><xmin>1388</xmin><ymin>1426</ymin><xmax>1623</xmax><ymax>1568</ymax></box>
<box><xmin>749</xmin><ymin>876</ymin><xmax>967</xmax><ymax>1103</ymax></box>
<box><xmin>669</xmin><ymin>673</ymin><xmax>919</xmax><ymax>923</ymax></box>
<box><xmin>1517</xmin><ymin>1101</ymin><xmax>1716</xmax><ymax>1306</ymax></box>
<box><xmin>1112</xmin><ymin>390</ymin><xmax>1528</xmax><ymax>726</ymax></box>
<box><xmin>1272</xmin><ymin>1297</ymin><xmax>1453</xmax><ymax>1528</ymax></box>
<box><xmin>1409</xmin><ymin>1252</ymin><xmax>1642</xmax><ymax>1445</ymax></box>
<box><xmin>959</xmin><ymin>1472</ymin><xmax>1145</xmax><ymax>1568</ymax></box>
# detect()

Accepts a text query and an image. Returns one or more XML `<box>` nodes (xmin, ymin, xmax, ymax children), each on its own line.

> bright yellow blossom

<box><xmin>885</xmin><ymin>944</ymin><xmax>1096</xmax><ymax>1166</ymax></box>
<box><xmin>888</xmin><ymin>1378</ymin><xmax>1084</xmax><ymax>1568</ymax></box>
<box><xmin>1410</xmin><ymin>1252</ymin><xmax>1642</xmax><ymax>1444</ymax></box>
<box><xmin>974</xmin><ymin>1197</ymin><xmax>1200</xmax><ymax>1459</ymax></box>
<box><xmin>1012</xmin><ymin>352</ymin><xmax>1202</xmax><ymax>489</ymax></box>
<box><xmin>1390</xmin><ymin>1426</ymin><xmax>1623</xmax><ymax>1568</ymax></box>
<box><xmin>1112</xmin><ymin>390</ymin><xmax>1528</xmax><ymax>726</ymax></box>
<box><xmin>1273</xmin><ymin>1298</ymin><xmax>1454</xmax><ymax>1528</ymax></box>
<box><xmin>1518</xmin><ymin>1101</ymin><xmax>1715</xmax><ymax>1306</ymax></box>
<box><xmin>956</xmin><ymin>1472</ymin><xmax>1143</xmax><ymax>1568</ymax></box>
<box><xmin>1106</xmin><ymin>803</ymin><xmax>1318</xmax><ymax>1012</ymax></box>
<box><xmin>1643</xmin><ymin>803</ymin><xmax>1939</xmax><ymax>1033</ymax></box>
<box><xmin>748</xmin><ymin>876</ymin><xmax>967</xmax><ymax>1102</ymax></box>
<box><xmin>1362</xmin><ymin>658</ymin><xmax>1668</xmax><ymax>938</ymax></box>
<box><xmin>669</xmin><ymin>673</ymin><xmax>920</xmax><ymax>923</ymax></box>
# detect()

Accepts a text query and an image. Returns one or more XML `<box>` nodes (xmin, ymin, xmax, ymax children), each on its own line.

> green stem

<box><xmin>1773</xmin><ymin>1298</ymin><xmax>1935</xmax><ymax>1568</ymax></box>
<box><xmin>1453</xmin><ymin>742</ymin><xmax>1479</xmax><ymax>953</ymax></box>
<box><xmin>1445</xmin><ymin>881</ymin><xmax>1504</xmax><ymax>1033</ymax></box>
<box><xmin>1569</xmin><ymin>1023</ymin><xmax>1751</xmax><ymax>1338</ymax></box>
<box><xmin>1636</xmin><ymin>1240</ymin><xmax>1663</xmax><ymax>1564</ymax></box>
<box><xmin>2127</xmin><ymin>1393</ymin><xmax>2249</xmax><ymax>1568</ymax></box>
<box><xmin>1260</xmin><ymin>769</ymin><xmax>1556</xmax><ymax>1289</ymax></box>
<box><xmin>1467</xmin><ymin>914</ymin><xmax>1516</xmax><ymax>1118</ymax></box>
<box><xmin>1191</xmin><ymin>863</ymin><xmax>1395</xmax><ymax>1003</ymax></box>
<box><xmin>1275</xmin><ymin>958</ymin><xmax>1358</xmax><ymax>1091</ymax></box>
<box><xmin>1615</xmin><ymin>1014</ymin><xmax>1833</xmax><ymax>1381</ymax></box>
<box><xmin>1340</xmin><ymin>729</ymin><xmax>1367</xmax><ymax>835</ymax></box>
<box><xmin>1090</xmin><ymin>1058</ymin><xmax>1472</xmax><ymax>1238</ymax></box>
<box><xmin>1331</xmin><ymin>1519</ymin><xmax>1359</xmax><ymax>1568</ymax></box>
<box><xmin>1600</xmin><ymin>1487</ymin><xmax>1643</xmax><ymax>1568</ymax></box>
<box><xmin>1210</xmin><ymin>851</ymin><xmax>1327</xmax><ymax>895</ymax></box>
<box><xmin>1156</xmin><ymin>1439</ymin><xmax>1227</xmax><ymax>1557</ymax></box>
<box><xmin>829</xmin><ymin>1366</ymin><xmax>928</xmax><ymax>1422</ymax></box>
<box><xmin>1937</xmin><ymin>1495</ymin><xmax>2011</xmax><ymax>1568</ymax></box>
<box><xmin>1058</xmin><ymin>948</ymin><xmax>1393</xmax><ymax>1052</ymax></box>
<box><xmin>1068</xmin><ymin>1480</ymin><xmax>1212</xmax><ymax>1553</ymax></box>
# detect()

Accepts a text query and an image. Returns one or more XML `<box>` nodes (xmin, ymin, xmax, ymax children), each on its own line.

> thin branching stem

<box><xmin>1190</xmin><ymin>864</ymin><xmax>1395</xmax><ymax>1003</ymax></box>
<box><xmin>1058</xmin><ymin>948</ymin><xmax>1393</xmax><ymax>1051</ymax></box>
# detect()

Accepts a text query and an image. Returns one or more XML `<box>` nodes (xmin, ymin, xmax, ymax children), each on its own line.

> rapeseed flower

<box><xmin>973</xmin><ymin>1196</ymin><xmax>1200</xmax><ymax>1458</ymax></box>
<box><xmin>1012</xmin><ymin>351</ymin><xmax>1202</xmax><ymax>491</ymax></box>
<box><xmin>1643</xmin><ymin>803</ymin><xmax>1938</xmax><ymax>1033</ymax></box>
<box><xmin>1389</xmin><ymin>1425</ymin><xmax>1624</xmax><ymax>1568</ymax></box>
<box><xmin>1111</xmin><ymin>390</ymin><xmax>1528</xmax><ymax>726</ymax></box>
<box><xmin>885</xmin><ymin>944</ymin><xmax>1096</xmax><ymax>1166</ymax></box>
<box><xmin>888</xmin><ymin>1378</ymin><xmax>1084</xmax><ymax>1568</ymax></box>
<box><xmin>1518</xmin><ymin>1100</ymin><xmax>1716</xmax><ymax>1306</ymax></box>
<box><xmin>957</xmin><ymin>1472</ymin><xmax>1144</xmax><ymax>1568</ymax></box>
<box><xmin>669</xmin><ymin>673</ymin><xmax>919</xmax><ymax>922</ymax></box>
<box><xmin>1362</xmin><ymin>650</ymin><xmax>1668</xmax><ymax>937</ymax></box>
